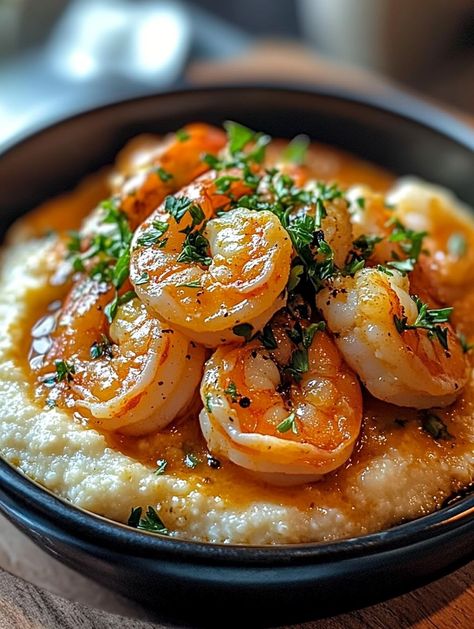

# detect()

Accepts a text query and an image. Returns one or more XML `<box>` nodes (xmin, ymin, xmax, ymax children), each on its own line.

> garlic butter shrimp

<box><xmin>199</xmin><ymin>308</ymin><xmax>363</xmax><ymax>485</ymax></box>
<box><xmin>82</xmin><ymin>123</ymin><xmax>226</xmax><ymax>236</ymax></box>
<box><xmin>317</xmin><ymin>267</ymin><xmax>469</xmax><ymax>408</ymax></box>
<box><xmin>33</xmin><ymin>279</ymin><xmax>205</xmax><ymax>436</ymax></box>
<box><xmin>386</xmin><ymin>178</ymin><xmax>474</xmax><ymax>304</ymax></box>
<box><xmin>131</xmin><ymin>173</ymin><xmax>293</xmax><ymax>346</ymax></box>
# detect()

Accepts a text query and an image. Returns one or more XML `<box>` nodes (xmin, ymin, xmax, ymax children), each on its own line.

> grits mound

<box><xmin>0</xmin><ymin>239</ymin><xmax>473</xmax><ymax>545</ymax></box>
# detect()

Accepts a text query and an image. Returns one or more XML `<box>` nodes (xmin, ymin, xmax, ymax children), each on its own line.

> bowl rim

<box><xmin>0</xmin><ymin>83</ymin><xmax>473</xmax><ymax>564</ymax></box>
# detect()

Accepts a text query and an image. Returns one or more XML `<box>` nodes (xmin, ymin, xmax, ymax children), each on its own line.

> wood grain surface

<box><xmin>0</xmin><ymin>562</ymin><xmax>472</xmax><ymax>628</ymax></box>
<box><xmin>0</xmin><ymin>43</ymin><xmax>472</xmax><ymax>628</ymax></box>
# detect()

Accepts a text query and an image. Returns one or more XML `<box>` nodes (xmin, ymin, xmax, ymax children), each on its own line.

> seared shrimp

<box><xmin>131</xmin><ymin>174</ymin><xmax>293</xmax><ymax>346</ymax></box>
<box><xmin>82</xmin><ymin>123</ymin><xmax>226</xmax><ymax>236</ymax></box>
<box><xmin>387</xmin><ymin>178</ymin><xmax>474</xmax><ymax>304</ymax></box>
<box><xmin>317</xmin><ymin>267</ymin><xmax>469</xmax><ymax>408</ymax></box>
<box><xmin>199</xmin><ymin>308</ymin><xmax>363</xmax><ymax>485</ymax></box>
<box><xmin>34</xmin><ymin>280</ymin><xmax>205</xmax><ymax>436</ymax></box>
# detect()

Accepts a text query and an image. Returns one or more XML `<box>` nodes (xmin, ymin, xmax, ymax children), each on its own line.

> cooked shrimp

<box><xmin>317</xmin><ymin>267</ymin><xmax>469</xmax><ymax>408</ymax></box>
<box><xmin>131</xmin><ymin>174</ymin><xmax>293</xmax><ymax>346</ymax></box>
<box><xmin>33</xmin><ymin>280</ymin><xmax>205</xmax><ymax>436</ymax></box>
<box><xmin>387</xmin><ymin>178</ymin><xmax>474</xmax><ymax>304</ymax></box>
<box><xmin>82</xmin><ymin>123</ymin><xmax>226</xmax><ymax>236</ymax></box>
<box><xmin>199</xmin><ymin>308</ymin><xmax>363</xmax><ymax>485</ymax></box>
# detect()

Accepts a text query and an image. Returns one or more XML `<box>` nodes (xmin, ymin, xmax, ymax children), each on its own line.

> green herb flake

<box><xmin>184</xmin><ymin>452</ymin><xmax>201</xmax><ymax>469</ymax></box>
<box><xmin>137</xmin><ymin>220</ymin><xmax>169</xmax><ymax>247</ymax></box>
<box><xmin>277</xmin><ymin>412</ymin><xmax>298</xmax><ymax>434</ymax></box>
<box><xmin>154</xmin><ymin>459</ymin><xmax>168</xmax><ymax>475</ymax></box>
<box><xmin>232</xmin><ymin>323</ymin><xmax>254</xmax><ymax>341</ymax></box>
<box><xmin>54</xmin><ymin>360</ymin><xmax>75</xmax><ymax>383</ymax></box>
<box><xmin>135</xmin><ymin>272</ymin><xmax>150</xmax><ymax>285</ymax></box>
<box><xmin>205</xmin><ymin>393</ymin><xmax>213</xmax><ymax>412</ymax></box>
<box><xmin>177</xmin><ymin>279</ymin><xmax>202</xmax><ymax>289</ymax></box>
<box><xmin>177</xmin><ymin>230</ymin><xmax>212</xmax><ymax>266</ymax></box>
<box><xmin>90</xmin><ymin>334</ymin><xmax>113</xmax><ymax>360</ymax></box>
<box><xmin>393</xmin><ymin>296</ymin><xmax>453</xmax><ymax>350</ymax></box>
<box><xmin>447</xmin><ymin>232</ymin><xmax>467</xmax><ymax>258</ymax></box>
<box><xmin>224</xmin><ymin>121</ymin><xmax>255</xmax><ymax>155</ymax></box>
<box><xmin>176</xmin><ymin>129</ymin><xmax>190</xmax><ymax>142</ymax></box>
<box><xmin>128</xmin><ymin>506</ymin><xmax>169</xmax><ymax>535</ymax></box>
<box><xmin>155</xmin><ymin>167</ymin><xmax>173</xmax><ymax>182</ymax></box>
<box><xmin>260</xmin><ymin>323</ymin><xmax>278</xmax><ymax>350</ymax></box>
<box><xmin>420</xmin><ymin>411</ymin><xmax>453</xmax><ymax>440</ymax></box>
<box><xmin>224</xmin><ymin>381</ymin><xmax>239</xmax><ymax>402</ymax></box>
<box><xmin>282</xmin><ymin>134</ymin><xmax>309</xmax><ymax>165</ymax></box>
<box><xmin>287</xmin><ymin>264</ymin><xmax>304</xmax><ymax>291</ymax></box>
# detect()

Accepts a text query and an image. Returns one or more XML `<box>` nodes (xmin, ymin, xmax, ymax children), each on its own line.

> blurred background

<box><xmin>1</xmin><ymin>0</ymin><xmax>474</xmax><ymax>145</ymax></box>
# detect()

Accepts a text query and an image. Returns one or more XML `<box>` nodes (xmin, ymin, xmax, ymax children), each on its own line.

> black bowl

<box><xmin>0</xmin><ymin>86</ymin><xmax>473</xmax><ymax>627</ymax></box>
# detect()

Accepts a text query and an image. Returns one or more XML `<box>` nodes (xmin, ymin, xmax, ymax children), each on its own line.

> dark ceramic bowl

<box><xmin>0</xmin><ymin>86</ymin><xmax>473</xmax><ymax>627</ymax></box>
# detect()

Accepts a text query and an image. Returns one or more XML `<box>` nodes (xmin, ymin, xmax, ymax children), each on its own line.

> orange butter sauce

<box><xmin>19</xmin><ymin>137</ymin><xmax>473</xmax><ymax>515</ymax></box>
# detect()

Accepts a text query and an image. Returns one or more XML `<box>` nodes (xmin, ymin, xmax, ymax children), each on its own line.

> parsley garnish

<box><xmin>176</xmin><ymin>129</ymin><xmax>190</xmax><ymax>142</ymax></box>
<box><xmin>177</xmin><ymin>230</ymin><xmax>212</xmax><ymax>266</ymax></box>
<box><xmin>154</xmin><ymin>459</ymin><xmax>168</xmax><ymax>475</ymax></box>
<box><xmin>277</xmin><ymin>412</ymin><xmax>298</xmax><ymax>434</ymax></box>
<box><xmin>184</xmin><ymin>452</ymin><xmax>201</xmax><ymax>469</ymax></box>
<box><xmin>232</xmin><ymin>323</ymin><xmax>254</xmax><ymax>341</ymax></box>
<box><xmin>135</xmin><ymin>271</ymin><xmax>150</xmax><ymax>285</ymax></box>
<box><xmin>260</xmin><ymin>323</ymin><xmax>278</xmax><ymax>350</ymax></box>
<box><xmin>282</xmin><ymin>134</ymin><xmax>309</xmax><ymax>165</ymax></box>
<box><xmin>136</xmin><ymin>220</ymin><xmax>169</xmax><ymax>247</ymax></box>
<box><xmin>287</xmin><ymin>263</ymin><xmax>304</xmax><ymax>291</ymax></box>
<box><xmin>393</xmin><ymin>296</ymin><xmax>453</xmax><ymax>350</ymax></box>
<box><xmin>420</xmin><ymin>411</ymin><xmax>453</xmax><ymax>440</ymax></box>
<box><xmin>224</xmin><ymin>381</ymin><xmax>239</xmax><ymax>402</ymax></box>
<box><xmin>128</xmin><ymin>506</ymin><xmax>168</xmax><ymax>534</ymax></box>
<box><xmin>54</xmin><ymin>360</ymin><xmax>75</xmax><ymax>383</ymax></box>
<box><xmin>104</xmin><ymin>290</ymin><xmax>136</xmax><ymax>324</ymax></box>
<box><xmin>224</xmin><ymin>121</ymin><xmax>256</xmax><ymax>155</ymax></box>
<box><xmin>205</xmin><ymin>393</ymin><xmax>213</xmax><ymax>412</ymax></box>
<box><xmin>155</xmin><ymin>167</ymin><xmax>173</xmax><ymax>182</ymax></box>
<box><xmin>90</xmin><ymin>334</ymin><xmax>113</xmax><ymax>360</ymax></box>
<box><xmin>177</xmin><ymin>279</ymin><xmax>202</xmax><ymax>288</ymax></box>
<box><xmin>386</xmin><ymin>218</ymin><xmax>427</xmax><ymax>274</ymax></box>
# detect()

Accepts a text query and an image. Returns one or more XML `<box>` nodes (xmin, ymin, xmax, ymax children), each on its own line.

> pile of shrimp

<box><xmin>31</xmin><ymin>122</ymin><xmax>472</xmax><ymax>486</ymax></box>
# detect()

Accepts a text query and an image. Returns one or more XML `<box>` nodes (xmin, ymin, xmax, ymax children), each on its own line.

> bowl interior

<box><xmin>0</xmin><ymin>85</ymin><xmax>473</xmax><ymax>557</ymax></box>
<box><xmin>1</xmin><ymin>85</ymin><xmax>474</xmax><ymax>233</ymax></box>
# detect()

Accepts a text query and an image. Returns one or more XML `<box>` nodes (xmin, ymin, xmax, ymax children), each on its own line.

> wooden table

<box><xmin>0</xmin><ymin>43</ymin><xmax>472</xmax><ymax>627</ymax></box>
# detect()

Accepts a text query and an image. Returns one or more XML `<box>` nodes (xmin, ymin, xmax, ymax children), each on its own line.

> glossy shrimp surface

<box><xmin>131</xmin><ymin>174</ymin><xmax>293</xmax><ymax>346</ymax></box>
<box><xmin>82</xmin><ymin>123</ymin><xmax>226</xmax><ymax>236</ymax></box>
<box><xmin>199</xmin><ymin>307</ymin><xmax>363</xmax><ymax>484</ymax></box>
<box><xmin>317</xmin><ymin>267</ymin><xmax>469</xmax><ymax>408</ymax></box>
<box><xmin>34</xmin><ymin>281</ymin><xmax>205</xmax><ymax>436</ymax></box>
<box><xmin>386</xmin><ymin>178</ymin><xmax>474</xmax><ymax>303</ymax></box>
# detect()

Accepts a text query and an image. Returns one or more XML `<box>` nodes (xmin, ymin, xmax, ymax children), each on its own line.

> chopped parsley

<box><xmin>205</xmin><ymin>393</ymin><xmax>213</xmax><ymax>412</ymax></box>
<box><xmin>177</xmin><ymin>279</ymin><xmax>202</xmax><ymax>289</ymax></box>
<box><xmin>184</xmin><ymin>452</ymin><xmax>201</xmax><ymax>469</ymax></box>
<box><xmin>282</xmin><ymin>134</ymin><xmax>309</xmax><ymax>165</ymax></box>
<box><xmin>277</xmin><ymin>412</ymin><xmax>298</xmax><ymax>434</ymax></box>
<box><xmin>224</xmin><ymin>121</ymin><xmax>256</xmax><ymax>155</ymax></box>
<box><xmin>135</xmin><ymin>271</ymin><xmax>150</xmax><ymax>285</ymax></box>
<box><xmin>177</xmin><ymin>230</ymin><xmax>212</xmax><ymax>266</ymax></box>
<box><xmin>259</xmin><ymin>323</ymin><xmax>278</xmax><ymax>350</ymax></box>
<box><xmin>287</xmin><ymin>263</ymin><xmax>304</xmax><ymax>291</ymax></box>
<box><xmin>224</xmin><ymin>381</ymin><xmax>239</xmax><ymax>402</ymax></box>
<box><xmin>176</xmin><ymin>128</ymin><xmax>190</xmax><ymax>142</ymax></box>
<box><xmin>90</xmin><ymin>334</ymin><xmax>113</xmax><ymax>360</ymax></box>
<box><xmin>232</xmin><ymin>323</ymin><xmax>254</xmax><ymax>341</ymax></box>
<box><xmin>155</xmin><ymin>167</ymin><xmax>173</xmax><ymax>182</ymax></box>
<box><xmin>136</xmin><ymin>220</ymin><xmax>169</xmax><ymax>247</ymax></box>
<box><xmin>386</xmin><ymin>217</ymin><xmax>427</xmax><ymax>274</ymax></box>
<box><xmin>420</xmin><ymin>411</ymin><xmax>453</xmax><ymax>440</ymax></box>
<box><xmin>54</xmin><ymin>360</ymin><xmax>75</xmax><ymax>383</ymax></box>
<box><xmin>128</xmin><ymin>506</ymin><xmax>168</xmax><ymax>534</ymax></box>
<box><xmin>154</xmin><ymin>459</ymin><xmax>168</xmax><ymax>475</ymax></box>
<box><xmin>393</xmin><ymin>296</ymin><xmax>453</xmax><ymax>350</ymax></box>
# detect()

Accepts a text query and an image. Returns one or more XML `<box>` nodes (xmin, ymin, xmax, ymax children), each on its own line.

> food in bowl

<box><xmin>0</xmin><ymin>121</ymin><xmax>472</xmax><ymax>544</ymax></box>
